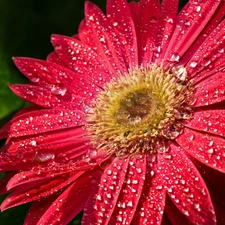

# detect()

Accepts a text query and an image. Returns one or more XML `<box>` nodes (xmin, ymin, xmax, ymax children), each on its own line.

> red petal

<box><xmin>185</xmin><ymin>109</ymin><xmax>225</xmax><ymax>137</ymax></box>
<box><xmin>193</xmin><ymin>159</ymin><xmax>225</xmax><ymax>207</ymax></box>
<box><xmin>9</xmin><ymin>84</ymin><xmax>88</xmax><ymax>110</ymax></box>
<box><xmin>194</xmin><ymin>72</ymin><xmax>225</xmax><ymax>106</ymax></box>
<box><xmin>1</xmin><ymin>172</ymin><xmax>83</xmax><ymax>211</ymax></box>
<box><xmin>110</xmin><ymin>154</ymin><xmax>146</xmax><ymax>224</ymax></box>
<box><xmin>80</xmin><ymin>2</ymin><xmax>128</xmax><ymax>74</ymax></box>
<box><xmin>164</xmin><ymin>144</ymin><xmax>216</xmax><ymax>225</ymax></box>
<box><xmin>24</xmin><ymin>195</ymin><xmax>59</xmax><ymax>225</ymax></box>
<box><xmin>180</xmin><ymin>0</ymin><xmax>225</xmax><ymax>65</ymax></box>
<box><xmin>0</xmin><ymin>109</ymin><xmax>84</xmax><ymax>138</ymax></box>
<box><xmin>129</xmin><ymin>1</ymin><xmax>139</xmax><ymax>23</ymax></box>
<box><xmin>133</xmin><ymin>0</ymin><xmax>161</xmax><ymax>65</ymax></box>
<box><xmin>164</xmin><ymin>0</ymin><xmax>221</xmax><ymax>63</ymax></box>
<box><xmin>157</xmin><ymin>0</ymin><xmax>178</xmax><ymax>62</ymax></box>
<box><xmin>13</xmin><ymin>57</ymin><xmax>100</xmax><ymax>98</ymax></box>
<box><xmin>46</xmin><ymin>52</ymin><xmax>65</xmax><ymax>66</ymax></box>
<box><xmin>186</xmin><ymin>19</ymin><xmax>225</xmax><ymax>83</ymax></box>
<box><xmin>106</xmin><ymin>0</ymin><xmax>138</xmax><ymax>67</ymax></box>
<box><xmin>51</xmin><ymin>34</ymin><xmax>114</xmax><ymax>87</ymax></box>
<box><xmin>176</xmin><ymin>128</ymin><xmax>225</xmax><ymax>173</ymax></box>
<box><xmin>165</xmin><ymin>196</ymin><xmax>192</xmax><ymax>225</ymax></box>
<box><xmin>34</xmin><ymin>171</ymin><xmax>99</xmax><ymax>225</ymax></box>
<box><xmin>133</xmin><ymin>154</ymin><xmax>166</xmax><ymax>225</ymax></box>
<box><xmin>82</xmin><ymin>157</ymin><xmax>129</xmax><ymax>225</ymax></box>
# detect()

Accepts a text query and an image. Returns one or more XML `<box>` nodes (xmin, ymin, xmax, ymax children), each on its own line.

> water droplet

<box><xmin>31</xmin><ymin>76</ymin><xmax>40</xmax><ymax>83</ymax></box>
<box><xmin>207</xmin><ymin>148</ymin><xmax>214</xmax><ymax>154</ymax></box>
<box><xmin>149</xmin><ymin>17</ymin><xmax>158</xmax><ymax>24</ymax></box>
<box><xmin>33</xmin><ymin>151</ymin><xmax>55</xmax><ymax>162</ymax></box>
<box><xmin>218</xmin><ymin>48</ymin><xmax>224</xmax><ymax>54</ymax></box>
<box><xmin>50</xmin><ymin>84</ymin><xmax>67</xmax><ymax>96</ymax></box>
<box><xmin>136</xmin><ymin>168</ymin><xmax>142</xmax><ymax>173</ymax></box>
<box><xmin>196</xmin><ymin>6</ymin><xmax>201</xmax><ymax>12</ymax></box>
<box><xmin>156</xmin><ymin>141</ymin><xmax>170</xmax><ymax>153</ymax></box>
<box><xmin>172</xmin><ymin>66</ymin><xmax>188</xmax><ymax>81</ymax></box>
<box><xmin>182</xmin><ymin>210</ymin><xmax>189</xmax><ymax>216</ymax></box>
<box><xmin>113</xmin><ymin>22</ymin><xmax>118</xmax><ymax>26</ymax></box>
<box><xmin>127</xmin><ymin>201</ymin><xmax>133</xmax><ymax>207</ymax></box>
<box><xmin>190</xmin><ymin>61</ymin><xmax>198</xmax><ymax>68</ymax></box>
<box><xmin>208</xmin><ymin>141</ymin><xmax>214</xmax><ymax>147</ymax></box>
<box><xmin>170</xmin><ymin>53</ymin><xmax>180</xmax><ymax>62</ymax></box>
<box><xmin>156</xmin><ymin>185</ymin><xmax>163</xmax><ymax>190</ymax></box>
<box><xmin>202</xmin><ymin>58</ymin><xmax>211</xmax><ymax>67</ymax></box>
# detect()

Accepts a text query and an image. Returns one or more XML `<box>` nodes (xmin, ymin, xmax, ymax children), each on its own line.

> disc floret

<box><xmin>86</xmin><ymin>65</ymin><xmax>195</xmax><ymax>156</ymax></box>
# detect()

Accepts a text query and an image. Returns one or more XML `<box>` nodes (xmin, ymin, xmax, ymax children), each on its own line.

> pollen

<box><xmin>86</xmin><ymin>65</ymin><xmax>195</xmax><ymax>156</ymax></box>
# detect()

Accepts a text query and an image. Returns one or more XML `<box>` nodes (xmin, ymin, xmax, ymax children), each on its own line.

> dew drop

<box><xmin>50</xmin><ymin>84</ymin><xmax>67</xmax><ymax>96</ymax></box>
<box><xmin>149</xmin><ymin>17</ymin><xmax>158</xmax><ymax>24</ymax></box>
<box><xmin>136</xmin><ymin>168</ymin><xmax>142</xmax><ymax>174</ymax></box>
<box><xmin>202</xmin><ymin>58</ymin><xmax>211</xmax><ymax>67</ymax></box>
<box><xmin>172</xmin><ymin>66</ymin><xmax>188</xmax><ymax>81</ymax></box>
<box><xmin>196</xmin><ymin>6</ymin><xmax>201</xmax><ymax>12</ymax></box>
<box><xmin>156</xmin><ymin>185</ymin><xmax>163</xmax><ymax>190</ymax></box>
<box><xmin>30</xmin><ymin>140</ymin><xmax>37</xmax><ymax>146</ymax></box>
<box><xmin>190</xmin><ymin>61</ymin><xmax>198</xmax><ymax>68</ymax></box>
<box><xmin>207</xmin><ymin>148</ymin><xmax>214</xmax><ymax>154</ymax></box>
<box><xmin>31</xmin><ymin>76</ymin><xmax>40</xmax><ymax>83</ymax></box>
<box><xmin>34</xmin><ymin>151</ymin><xmax>55</xmax><ymax>162</ymax></box>
<box><xmin>113</xmin><ymin>22</ymin><xmax>118</xmax><ymax>27</ymax></box>
<box><xmin>170</xmin><ymin>53</ymin><xmax>180</xmax><ymax>62</ymax></box>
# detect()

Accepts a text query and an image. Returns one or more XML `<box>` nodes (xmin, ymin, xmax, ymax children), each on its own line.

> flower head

<box><xmin>1</xmin><ymin>0</ymin><xmax>225</xmax><ymax>224</ymax></box>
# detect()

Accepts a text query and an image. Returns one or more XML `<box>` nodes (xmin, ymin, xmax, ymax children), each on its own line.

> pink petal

<box><xmin>164</xmin><ymin>0</ymin><xmax>221</xmax><ymax>63</ymax></box>
<box><xmin>46</xmin><ymin>52</ymin><xmax>65</xmax><ymax>66</ymax></box>
<box><xmin>164</xmin><ymin>144</ymin><xmax>216</xmax><ymax>225</ymax></box>
<box><xmin>193</xmin><ymin>159</ymin><xmax>225</xmax><ymax>207</ymax></box>
<box><xmin>133</xmin><ymin>0</ymin><xmax>161</xmax><ymax>65</ymax></box>
<box><xmin>133</xmin><ymin>154</ymin><xmax>166</xmax><ymax>225</ymax></box>
<box><xmin>80</xmin><ymin>2</ymin><xmax>128</xmax><ymax>74</ymax></box>
<box><xmin>3</xmin><ymin>128</ymin><xmax>88</xmax><ymax>167</ymax></box>
<box><xmin>1</xmin><ymin>172</ymin><xmax>83</xmax><ymax>211</ymax></box>
<box><xmin>24</xmin><ymin>195</ymin><xmax>59</xmax><ymax>225</ymax></box>
<box><xmin>157</xmin><ymin>0</ymin><xmax>178</xmax><ymax>62</ymax></box>
<box><xmin>0</xmin><ymin>109</ymin><xmax>84</xmax><ymax>138</ymax></box>
<box><xmin>34</xmin><ymin>171</ymin><xmax>99</xmax><ymax>225</ymax></box>
<box><xmin>51</xmin><ymin>34</ymin><xmax>114</xmax><ymax>87</ymax></box>
<box><xmin>194</xmin><ymin>72</ymin><xmax>225</xmax><ymax>106</ymax></box>
<box><xmin>9</xmin><ymin>84</ymin><xmax>87</xmax><ymax>111</ymax></box>
<box><xmin>176</xmin><ymin>128</ymin><xmax>225</xmax><ymax>173</ymax></box>
<box><xmin>181</xmin><ymin>0</ymin><xmax>225</xmax><ymax>66</ymax></box>
<box><xmin>110</xmin><ymin>154</ymin><xmax>146</xmax><ymax>224</ymax></box>
<box><xmin>106</xmin><ymin>0</ymin><xmax>138</xmax><ymax>67</ymax></box>
<box><xmin>13</xmin><ymin>57</ymin><xmax>100</xmax><ymax>98</ymax></box>
<box><xmin>82</xmin><ymin>157</ymin><xmax>129</xmax><ymax>225</ymax></box>
<box><xmin>186</xmin><ymin>19</ymin><xmax>225</xmax><ymax>83</ymax></box>
<box><xmin>185</xmin><ymin>109</ymin><xmax>225</xmax><ymax>137</ymax></box>
<box><xmin>129</xmin><ymin>1</ymin><xmax>139</xmax><ymax>23</ymax></box>
<box><xmin>165</xmin><ymin>196</ymin><xmax>192</xmax><ymax>225</ymax></box>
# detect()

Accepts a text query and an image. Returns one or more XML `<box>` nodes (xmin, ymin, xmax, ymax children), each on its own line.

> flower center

<box><xmin>86</xmin><ymin>65</ymin><xmax>195</xmax><ymax>156</ymax></box>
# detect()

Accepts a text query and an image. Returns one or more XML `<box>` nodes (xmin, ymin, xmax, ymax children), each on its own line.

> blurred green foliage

<box><xmin>0</xmin><ymin>0</ymin><xmax>188</xmax><ymax>224</ymax></box>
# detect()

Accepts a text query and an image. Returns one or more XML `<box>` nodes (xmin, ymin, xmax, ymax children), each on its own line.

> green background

<box><xmin>0</xmin><ymin>0</ymin><xmax>188</xmax><ymax>224</ymax></box>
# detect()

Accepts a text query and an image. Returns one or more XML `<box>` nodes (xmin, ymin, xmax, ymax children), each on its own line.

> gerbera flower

<box><xmin>1</xmin><ymin>0</ymin><xmax>225</xmax><ymax>224</ymax></box>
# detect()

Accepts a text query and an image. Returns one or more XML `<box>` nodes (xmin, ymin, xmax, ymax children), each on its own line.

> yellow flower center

<box><xmin>86</xmin><ymin>65</ymin><xmax>195</xmax><ymax>156</ymax></box>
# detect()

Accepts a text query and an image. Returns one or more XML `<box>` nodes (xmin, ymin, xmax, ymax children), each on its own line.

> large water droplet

<box><xmin>50</xmin><ymin>84</ymin><xmax>67</xmax><ymax>96</ymax></box>
<box><xmin>34</xmin><ymin>151</ymin><xmax>55</xmax><ymax>162</ymax></box>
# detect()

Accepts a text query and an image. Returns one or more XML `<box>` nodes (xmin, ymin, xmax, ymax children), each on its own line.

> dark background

<box><xmin>0</xmin><ymin>0</ymin><xmax>188</xmax><ymax>224</ymax></box>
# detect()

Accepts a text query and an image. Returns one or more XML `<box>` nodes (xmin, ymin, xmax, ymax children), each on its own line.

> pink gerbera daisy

<box><xmin>1</xmin><ymin>0</ymin><xmax>225</xmax><ymax>224</ymax></box>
